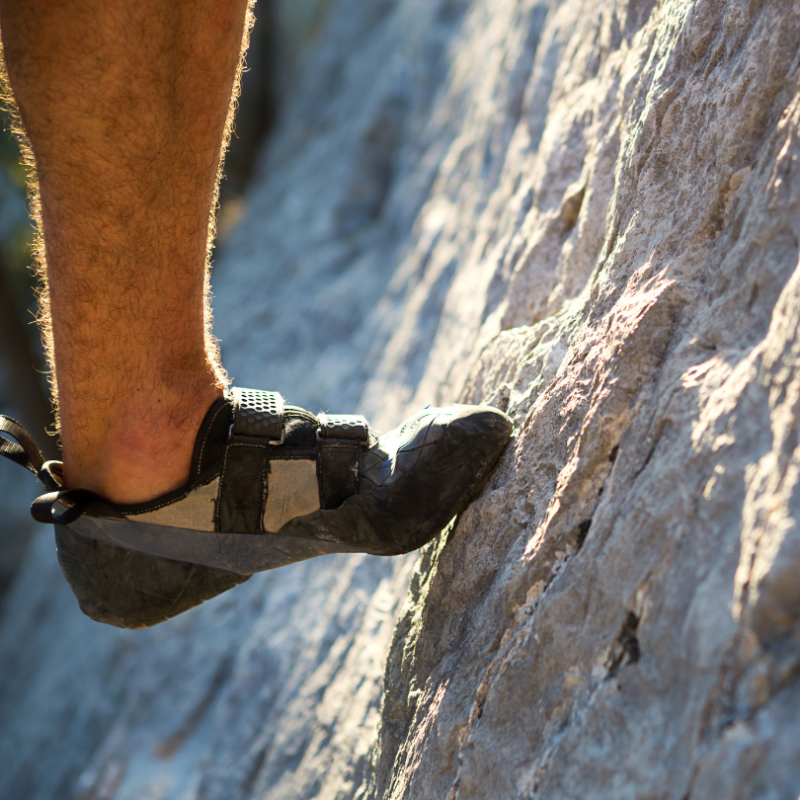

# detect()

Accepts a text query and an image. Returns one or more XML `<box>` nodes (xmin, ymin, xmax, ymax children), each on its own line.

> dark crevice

<box><xmin>575</xmin><ymin>518</ymin><xmax>593</xmax><ymax>551</ymax></box>
<box><xmin>639</xmin><ymin>420</ymin><xmax>669</xmax><ymax>474</ymax></box>
<box><xmin>561</xmin><ymin>184</ymin><xmax>586</xmax><ymax>236</ymax></box>
<box><xmin>607</xmin><ymin>611</ymin><xmax>641</xmax><ymax>677</ymax></box>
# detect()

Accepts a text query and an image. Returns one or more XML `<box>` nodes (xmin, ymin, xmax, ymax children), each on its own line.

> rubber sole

<box><xmin>66</xmin><ymin>513</ymin><xmax>368</xmax><ymax>576</ymax></box>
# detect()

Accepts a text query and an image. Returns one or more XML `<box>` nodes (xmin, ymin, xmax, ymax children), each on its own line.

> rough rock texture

<box><xmin>2</xmin><ymin>0</ymin><xmax>800</xmax><ymax>797</ymax></box>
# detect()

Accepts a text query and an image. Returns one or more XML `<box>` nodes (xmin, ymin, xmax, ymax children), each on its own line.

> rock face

<box><xmin>2</xmin><ymin>0</ymin><xmax>800</xmax><ymax>797</ymax></box>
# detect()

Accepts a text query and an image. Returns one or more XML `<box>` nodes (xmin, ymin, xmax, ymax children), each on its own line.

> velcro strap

<box><xmin>217</xmin><ymin>445</ymin><xmax>267</xmax><ymax>534</ymax></box>
<box><xmin>318</xmin><ymin>440</ymin><xmax>361</xmax><ymax>510</ymax></box>
<box><xmin>0</xmin><ymin>415</ymin><xmax>47</xmax><ymax>479</ymax></box>
<box><xmin>317</xmin><ymin>413</ymin><xmax>369</xmax><ymax>444</ymax></box>
<box><xmin>229</xmin><ymin>388</ymin><xmax>285</xmax><ymax>444</ymax></box>
<box><xmin>317</xmin><ymin>414</ymin><xmax>368</xmax><ymax>509</ymax></box>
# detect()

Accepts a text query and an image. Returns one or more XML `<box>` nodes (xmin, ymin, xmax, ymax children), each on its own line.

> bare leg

<box><xmin>0</xmin><ymin>0</ymin><xmax>251</xmax><ymax>502</ymax></box>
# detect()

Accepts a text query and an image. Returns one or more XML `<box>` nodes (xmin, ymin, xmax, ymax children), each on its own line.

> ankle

<box><xmin>61</xmin><ymin>379</ymin><xmax>224</xmax><ymax>504</ymax></box>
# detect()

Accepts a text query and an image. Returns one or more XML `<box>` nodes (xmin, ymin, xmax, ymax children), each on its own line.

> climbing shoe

<box><xmin>0</xmin><ymin>388</ymin><xmax>512</xmax><ymax>629</ymax></box>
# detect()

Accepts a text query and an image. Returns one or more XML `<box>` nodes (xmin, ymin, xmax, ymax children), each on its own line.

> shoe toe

<box><xmin>434</xmin><ymin>404</ymin><xmax>513</xmax><ymax>491</ymax></box>
<box><xmin>277</xmin><ymin>403</ymin><xmax>512</xmax><ymax>557</ymax></box>
<box><xmin>368</xmin><ymin>404</ymin><xmax>512</xmax><ymax>552</ymax></box>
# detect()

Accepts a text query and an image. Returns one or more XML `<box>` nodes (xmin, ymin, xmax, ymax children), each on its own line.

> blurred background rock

<box><xmin>0</xmin><ymin>120</ymin><xmax>51</xmax><ymax>596</ymax></box>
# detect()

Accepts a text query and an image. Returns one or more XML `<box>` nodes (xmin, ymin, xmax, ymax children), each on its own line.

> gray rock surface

<box><xmin>2</xmin><ymin>0</ymin><xmax>800</xmax><ymax>797</ymax></box>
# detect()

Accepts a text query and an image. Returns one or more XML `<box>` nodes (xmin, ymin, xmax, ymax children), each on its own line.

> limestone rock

<box><xmin>2</xmin><ymin>0</ymin><xmax>800</xmax><ymax>798</ymax></box>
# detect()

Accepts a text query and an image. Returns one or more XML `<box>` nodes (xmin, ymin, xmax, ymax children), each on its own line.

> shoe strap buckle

<box><xmin>317</xmin><ymin>413</ymin><xmax>369</xmax><ymax>445</ymax></box>
<box><xmin>228</xmin><ymin>387</ymin><xmax>285</xmax><ymax>445</ymax></box>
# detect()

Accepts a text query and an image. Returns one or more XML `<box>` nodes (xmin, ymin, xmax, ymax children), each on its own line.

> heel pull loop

<box><xmin>31</xmin><ymin>489</ymin><xmax>102</xmax><ymax>525</ymax></box>
<box><xmin>0</xmin><ymin>415</ymin><xmax>45</xmax><ymax>475</ymax></box>
<box><xmin>0</xmin><ymin>415</ymin><xmax>60</xmax><ymax>492</ymax></box>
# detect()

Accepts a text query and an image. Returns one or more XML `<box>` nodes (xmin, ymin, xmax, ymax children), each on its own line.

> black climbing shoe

<box><xmin>0</xmin><ymin>389</ymin><xmax>512</xmax><ymax>629</ymax></box>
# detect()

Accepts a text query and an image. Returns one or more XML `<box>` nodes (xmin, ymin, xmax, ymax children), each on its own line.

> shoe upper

<box><xmin>2</xmin><ymin>389</ymin><xmax>513</xmax><ymax>629</ymax></box>
<box><xmin>280</xmin><ymin>404</ymin><xmax>513</xmax><ymax>555</ymax></box>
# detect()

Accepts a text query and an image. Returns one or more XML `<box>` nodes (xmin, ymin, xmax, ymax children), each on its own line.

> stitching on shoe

<box><xmin>216</xmin><ymin>442</ymin><xmax>271</xmax><ymax>533</ymax></box>
<box><xmin>260</xmin><ymin>457</ymin><xmax>269</xmax><ymax>534</ymax></box>
<box><xmin>316</xmin><ymin>449</ymin><xmax>324</xmax><ymax>508</ymax></box>
<box><xmin>196</xmin><ymin>401</ymin><xmax>228</xmax><ymax>478</ymax></box>
<box><xmin>215</xmin><ymin>439</ymin><xmax>231</xmax><ymax>531</ymax></box>
<box><xmin>122</xmin><ymin>472</ymin><xmax>221</xmax><ymax>517</ymax></box>
<box><xmin>270</xmin><ymin>449</ymin><xmax>317</xmax><ymax>460</ymax></box>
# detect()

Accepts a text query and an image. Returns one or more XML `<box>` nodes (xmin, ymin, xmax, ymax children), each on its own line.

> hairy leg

<box><xmin>0</xmin><ymin>0</ymin><xmax>251</xmax><ymax>502</ymax></box>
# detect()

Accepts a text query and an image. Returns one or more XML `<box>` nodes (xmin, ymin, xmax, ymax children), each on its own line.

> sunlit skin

<box><xmin>0</xmin><ymin>0</ymin><xmax>252</xmax><ymax>503</ymax></box>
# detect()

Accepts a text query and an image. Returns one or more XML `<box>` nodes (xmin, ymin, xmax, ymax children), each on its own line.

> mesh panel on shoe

<box><xmin>232</xmin><ymin>388</ymin><xmax>284</xmax><ymax>439</ymax></box>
